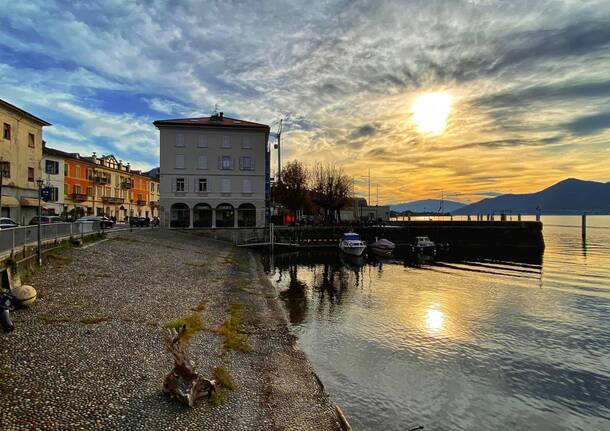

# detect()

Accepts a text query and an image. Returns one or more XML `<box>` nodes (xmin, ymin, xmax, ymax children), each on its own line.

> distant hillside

<box><xmin>391</xmin><ymin>199</ymin><xmax>466</xmax><ymax>213</ymax></box>
<box><xmin>453</xmin><ymin>178</ymin><xmax>610</xmax><ymax>215</ymax></box>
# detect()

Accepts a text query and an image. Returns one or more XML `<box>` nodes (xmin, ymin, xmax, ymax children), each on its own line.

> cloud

<box><xmin>563</xmin><ymin>112</ymin><xmax>610</xmax><ymax>136</ymax></box>
<box><xmin>1</xmin><ymin>0</ymin><xmax>610</xmax><ymax>198</ymax></box>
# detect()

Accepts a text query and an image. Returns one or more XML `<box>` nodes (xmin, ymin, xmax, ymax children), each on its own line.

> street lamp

<box><xmin>36</xmin><ymin>178</ymin><xmax>44</xmax><ymax>266</ymax></box>
<box><xmin>0</xmin><ymin>157</ymin><xmax>7</xmax><ymax>220</ymax></box>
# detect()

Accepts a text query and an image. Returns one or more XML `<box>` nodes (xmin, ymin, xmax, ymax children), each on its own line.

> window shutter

<box><xmin>198</xmin><ymin>135</ymin><xmax>207</xmax><ymax>148</ymax></box>
<box><xmin>198</xmin><ymin>155</ymin><xmax>207</xmax><ymax>169</ymax></box>
<box><xmin>243</xmin><ymin>179</ymin><xmax>252</xmax><ymax>193</ymax></box>
<box><xmin>218</xmin><ymin>156</ymin><xmax>222</xmax><ymax>169</ymax></box>
<box><xmin>222</xmin><ymin>178</ymin><xmax>231</xmax><ymax>193</ymax></box>
<box><xmin>175</xmin><ymin>154</ymin><xmax>185</xmax><ymax>169</ymax></box>
<box><xmin>230</xmin><ymin>157</ymin><xmax>234</xmax><ymax>170</ymax></box>
<box><xmin>194</xmin><ymin>177</ymin><xmax>198</xmax><ymax>191</ymax></box>
<box><xmin>252</xmin><ymin>158</ymin><xmax>255</xmax><ymax>170</ymax></box>
<box><xmin>176</xmin><ymin>134</ymin><xmax>184</xmax><ymax>147</ymax></box>
<box><xmin>171</xmin><ymin>179</ymin><xmax>176</xmax><ymax>192</ymax></box>
<box><xmin>239</xmin><ymin>157</ymin><xmax>243</xmax><ymax>170</ymax></box>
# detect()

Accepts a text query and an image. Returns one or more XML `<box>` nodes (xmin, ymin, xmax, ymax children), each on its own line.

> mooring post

<box><xmin>582</xmin><ymin>213</ymin><xmax>586</xmax><ymax>239</ymax></box>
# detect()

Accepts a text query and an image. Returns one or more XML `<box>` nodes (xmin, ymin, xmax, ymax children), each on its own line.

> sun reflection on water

<box><xmin>426</xmin><ymin>307</ymin><xmax>444</xmax><ymax>332</ymax></box>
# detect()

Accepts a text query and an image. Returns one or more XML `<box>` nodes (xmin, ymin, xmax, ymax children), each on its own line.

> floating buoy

<box><xmin>12</xmin><ymin>285</ymin><xmax>37</xmax><ymax>307</ymax></box>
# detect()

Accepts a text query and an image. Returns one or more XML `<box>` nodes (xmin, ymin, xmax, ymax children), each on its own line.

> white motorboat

<box><xmin>339</xmin><ymin>232</ymin><xmax>367</xmax><ymax>256</ymax></box>
<box><xmin>369</xmin><ymin>237</ymin><xmax>396</xmax><ymax>257</ymax></box>
<box><xmin>411</xmin><ymin>236</ymin><xmax>436</xmax><ymax>254</ymax></box>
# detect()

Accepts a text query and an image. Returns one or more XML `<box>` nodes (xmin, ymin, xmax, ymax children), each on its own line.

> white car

<box><xmin>0</xmin><ymin>217</ymin><xmax>19</xmax><ymax>229</ymax></box>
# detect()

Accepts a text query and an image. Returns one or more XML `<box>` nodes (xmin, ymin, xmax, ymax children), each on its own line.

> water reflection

<box><xmin>264</xmin><ymin>218</ymin><xmax>610</xmax><ymax>431</ymax></box>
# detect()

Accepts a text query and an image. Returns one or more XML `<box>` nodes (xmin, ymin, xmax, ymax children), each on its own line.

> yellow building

<box><xmin>0</xmin><ymin>98</ymin><xmax>51</xmax><ymax>223</ymax></box>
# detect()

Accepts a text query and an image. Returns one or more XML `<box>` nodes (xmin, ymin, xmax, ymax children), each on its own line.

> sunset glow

<box><xmin>412</xmin><ymin>93</ymin><xmax>453</xmax><ymax>134</ymax></box>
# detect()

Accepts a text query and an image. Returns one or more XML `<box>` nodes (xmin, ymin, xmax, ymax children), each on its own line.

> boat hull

<box><xmin>340</xmin><ymin>243</ymin><xmax>366</xmax><ymax>256</ymax></box>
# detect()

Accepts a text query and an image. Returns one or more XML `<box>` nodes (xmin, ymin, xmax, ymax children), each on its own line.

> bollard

<box><xmin>582</xmin><ymin>213</ymin><xmax>587</xmax><ymax>239</ymax></box>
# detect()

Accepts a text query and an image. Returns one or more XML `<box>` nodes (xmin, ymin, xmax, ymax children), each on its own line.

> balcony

<box><xmin>121</xmin><ymin>179</ymin><xmax>134</xmax><ymax>189</ymax></box>
<box><xmin>149</xmin><ymin>201</ymin><xmax>157</xmax><ymax>209</ymax></box>
<box><xmin>102</xmin><ymin>196</ymin><xmax>124</xmax><ymax>205</ymax></box>
<box><xmin>95</xmin><ymin>176</ymin><xmax>110</xmax><ymax>185</ymax></box>
<box><xmin>70</xmin><ymin>193</ymin><xmax>87</xmax><ymax>202</ymax></box>
<box><xmin>136</xmin><ymin>199</ymin><xmax>147</xmax><ymax>206</ymax></box>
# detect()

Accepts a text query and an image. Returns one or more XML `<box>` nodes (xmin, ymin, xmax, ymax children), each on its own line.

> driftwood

<box><xmin>162</xmin><ymin>325</ymin><xmax>216</xmax><ymax>407</ymax></box>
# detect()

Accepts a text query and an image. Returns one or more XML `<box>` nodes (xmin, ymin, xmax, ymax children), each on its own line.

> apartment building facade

<box><xmin>0</xmin><ymin>99</ymin><xmax>51</xmax><ymax>223</ymax></box>
<box><xmin>154</xmin><ymin>112</ymin><xmax>270</xmax><ymax>228</ymax></box>
<box><xmin>58</xmin><ymin>150</ymin><xmax>159</xmax><ymax>220</ymax></box>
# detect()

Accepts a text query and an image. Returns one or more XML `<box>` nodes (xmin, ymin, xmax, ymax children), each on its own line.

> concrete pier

<box><xmin>275</xmin><ymin>221</ymin><xmax>545</xmax><ymax>252</ymax></box>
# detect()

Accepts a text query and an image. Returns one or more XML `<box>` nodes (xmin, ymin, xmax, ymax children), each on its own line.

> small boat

<box><xmin>369</xmin><ymin>237</ymin><xmax>395</xmax><ymax>257</ymax></box>
<box><xmin>339</xmin><ymin>232</ymin><xmax>367</xmax><ymax>256</ymax></box>
<box><xmin>412</xmin><ymin>236</ymin><xmax>436</xmax><ymax>254</ymax></box>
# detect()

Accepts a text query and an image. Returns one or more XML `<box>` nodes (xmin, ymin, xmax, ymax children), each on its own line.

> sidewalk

<box><xmin>0</xmin><ymin>229</ymin><xmax>340</xmax><ymax>430</ymax></box>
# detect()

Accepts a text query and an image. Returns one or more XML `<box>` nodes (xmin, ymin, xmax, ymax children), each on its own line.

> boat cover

<box><xmin>370</xmin><ymin>238</ymin><xmax>395</xmax><ymax>248</ymax></box>
<box><xmin>343</xmin><ymin>233</ymin><xmax>362</xmax><ymax>241</ymax></box>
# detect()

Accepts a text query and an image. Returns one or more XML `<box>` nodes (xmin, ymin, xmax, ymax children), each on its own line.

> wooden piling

<box><xmin>582</xmin><ymin>213</ymin><xmax>586</xmax><ymax>239</ymax></box>
<box><xmin>335</xmin><ymin>405</ymin><xmax>352</xmax><ymax>431</ymax></box>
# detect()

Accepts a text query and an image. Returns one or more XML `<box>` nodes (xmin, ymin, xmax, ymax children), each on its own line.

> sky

<box><xmin>1</xmin><ymin>0</ymin><xmax>610</xmax><ymax>204</ymax></box>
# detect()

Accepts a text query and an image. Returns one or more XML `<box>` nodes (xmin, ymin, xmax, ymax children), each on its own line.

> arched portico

<box><xmin>238</xmin><ymin>203</ymin><xmax>256</xmax><ymax>227</ymax></box>
<box><xmin>193</xmin><ymin>203</ymin><xmax>213</xmax><ymax>227</ymax></box>
<box><xmin>215</xmin><ymin>203</ymin><xmax>235</xmax><ymax>228</ymax></box>
<box><xmin>170</xmin><ymin>203</ymin><xmax>190</xmax><ymax>228</ymax></box>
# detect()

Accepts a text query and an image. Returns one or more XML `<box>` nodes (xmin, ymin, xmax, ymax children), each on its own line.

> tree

<box><xmin>311</xmin><ymin>163</ymin><xmax>352</xmax><ymax>222</ymax></box>
<box><xmin>273</xmin><ymin>160</ymin><xmax>310</xmax><ymax>216</ymax></box>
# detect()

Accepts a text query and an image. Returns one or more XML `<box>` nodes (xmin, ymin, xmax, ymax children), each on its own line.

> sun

<box><xmin>411</xmin><ymin>92</ymin><xmax>452</xmax><ymax>134</ymax></box>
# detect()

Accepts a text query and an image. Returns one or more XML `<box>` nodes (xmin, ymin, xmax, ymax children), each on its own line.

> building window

<box><xmin>150</xmin><ymin>183</ymin><xmax>154</xmax><ymax>191</ymax></box>
<box><xmin>176</xmin><ymin>178</ymin><xmax>185</xmax><ymax>192</ymax></box>
<box><xmin>198</xmin><ymin>155</ymin><xmax>208</xmax><ymax>170</ymax></box>
<box><xmin>175</xmin><ymin>134</ymin><xmax>185</xmax><ymax>147</ymax></box>
<box><xmin>49</xmin><ymin>187</ymin><xmax>59</xmax><ymax>202</ymax></box>
<box><xmin>198</xmin><ymin>178</ymin><xmax>207</xmax><ymax>192</ymax></box>
<box><xmin>0</xmin><ymin>161</ymin><xmax>10</xmax><ymax>178</ymax></box>
<box><xmin>2</xmin><ymin>123</ymin><xmax>10</xmax><ymax>140</ymax></box>
<box><xmin>242</xmin><ymin>179</ymin><xmax>252</xmax><ymax>194</ymax></box>
<box><xmin>74</xmin><ymin>184</ymin><xmax>81</xmax><ymax>194</ymax></box>
<box><xmin>242</xmin><ymin>136</ymin><xmax>252</xmax><ymax>149</ymax></box>
<box><xmin>221</xmin><ymin>178</ymin><xmax>231</xmax><ymax>193</ymax></box>
<box><xmin>28</xmin><ymin>167</ymin><xmax>34</xmax><ymax>182</ymax></box>
<box><xmin>64</xmin><ymin>183</ymin><xmax>69</xmax><ymax>195</ymax></box>
<box><xmin>220</xmin><ymin>156</ymin><xmax>233</xmax><ymax>170</ymax></box>
<box><xmin>198</xmin><ymin>135</ymin><xmax>208</xmax><ymax>148</ymax></box>
<box><xmin>28</xmin><ymin>133</ymin><xmax>35</xmax><ymax>148</ymax></box>
<box><xmin>76</xmin><ymin>166</ymin><xmax>81</xmax><ymax>178</ymax></box>
<box><xmin>87</xmin><ymin>187</ymin><xmax>93</xmax><ymax>197</ymax></box>
<box><xmin>222</xmin><ymin>136</ymin><xmax>231</xmax><ymax>148</ymax></box>
<box><xmin>175</xmin><ymin>154</ymin><xmax>185</xmax><ymax>169</ymax></box>
<box><xmin>240</xmin><ymin>156</ymin><xmax>254</xmax><ymax>170</ymax></box>
<box><xmin>45</xmin><ymin>160</ymin><xmax>59</xmax><ymax>175</ymax></box>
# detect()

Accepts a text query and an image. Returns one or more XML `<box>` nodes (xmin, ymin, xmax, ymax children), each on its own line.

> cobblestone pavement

<box><xmin>0</xmin><ymin>229</ymin><xmax>340</xmax><ymax>431</ymax></box>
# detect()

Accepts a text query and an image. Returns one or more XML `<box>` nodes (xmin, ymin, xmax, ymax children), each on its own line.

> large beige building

<box><xmin>154</xmin><ymin>112</ymin><xmax>270</xmax><ymax>228</ymax></box>
<box><xmin>0</xmin><ymin>99</ymin><xmax>51</xmax><ymax>223</ymax></box>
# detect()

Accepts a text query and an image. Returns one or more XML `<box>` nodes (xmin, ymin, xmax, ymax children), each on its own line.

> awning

<box><xmin>20</xmin><ymin>197</ymin><xmax>40</xmax><ymax>207</ymax></box>
<box><xmin>0</xmin><ymin>196</ymin><xmax>19</xmax><ymax>208</ymax></box>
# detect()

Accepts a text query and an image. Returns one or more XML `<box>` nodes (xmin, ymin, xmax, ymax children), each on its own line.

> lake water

<box><xmin>264</xmin><ymin>216</ymin><xmax>610</xmax><ymax>430</ymax></box>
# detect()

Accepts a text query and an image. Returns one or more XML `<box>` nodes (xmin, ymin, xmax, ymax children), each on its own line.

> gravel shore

<box><xmin>0</xmin><ymin>229</ymin><xmax>340</xmax><ymax>431</ymax></box>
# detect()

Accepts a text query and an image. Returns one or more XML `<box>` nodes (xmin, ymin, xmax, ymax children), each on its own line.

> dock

<box><xmin>272</xmin><ymin>221</ymin><xmax>545</xmax><ymax>252</ymax></box>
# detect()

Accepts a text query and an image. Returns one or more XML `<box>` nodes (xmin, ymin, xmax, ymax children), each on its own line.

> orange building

<box><xmin>52</xmin><ymin>148</ymin><xmax>158</xmax><ymax>219</ymax></box>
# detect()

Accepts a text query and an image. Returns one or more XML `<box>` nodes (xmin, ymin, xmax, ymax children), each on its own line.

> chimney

<box><xmin>126</xmin><ymin>163</ymin><xmax>131</xmax><ymax>172</ymax></box>
<box><xmin>118</xmin><ymin>160</ymin><xmax>123</xmax><ymax>170</ymax></box>
<box><xmin>219</xmin><ymin>112</ymin><xmax>224</xmax><ymax>120</ymax></box>
<box><xmin>91</xmin><ymin>152</ymin><xmax>97</xmax><ymax>164</ymax></box>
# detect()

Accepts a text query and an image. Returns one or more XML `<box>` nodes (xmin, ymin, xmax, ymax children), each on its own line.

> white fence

<box><xmin>0</xmin><ymin>222</ymin><xmax>104</xmax><ymax>259</ymax></box>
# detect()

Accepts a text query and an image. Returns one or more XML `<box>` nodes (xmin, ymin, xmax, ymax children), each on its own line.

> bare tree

<box><xmin>311</xmin><ymin>163</ymin><xmax>352</xmax><ymax>222</ymax></box>
<box><xmin>273</xmin><ymin>161</ymin><xmax>310</xmax><ymax>217</ymax></box>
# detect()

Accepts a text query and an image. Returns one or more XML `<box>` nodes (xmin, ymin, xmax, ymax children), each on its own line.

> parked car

<box><xmin>28</xmin><ymin>216</ymin><xmax>65</xmax><ymax>225</ymax></box>
<box><xmin>129</xmin><ymin>217</ymin><xmax>150</xmax><ymax>227</ymax></box>
<box><xmin>0</xmin><ymin>217</ymin><xmax>19</xmax><ymax>229</ymax></box>
<box><xmin>77</xmin><ymin>215</ymin><xmax>115</xmax><ymax>228</ymax></box>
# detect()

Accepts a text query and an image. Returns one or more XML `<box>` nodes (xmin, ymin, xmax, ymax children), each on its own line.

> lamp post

<box><xmin>0</xmin><ymin>157</ymin><xmax>5</xmax><ymax>220</ymax></box>
<box><xmin>36</xmin><ymin>178</ymin><xmax>44</xmax><ymax>266</ymax></box>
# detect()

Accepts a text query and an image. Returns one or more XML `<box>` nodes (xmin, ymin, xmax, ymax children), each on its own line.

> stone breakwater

<box><xmin>0</xmin><ymin>229</ymin><xmax>340</xmax><ymax>431</ymax></box>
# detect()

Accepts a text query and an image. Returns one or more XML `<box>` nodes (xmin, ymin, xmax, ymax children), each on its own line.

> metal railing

<box><xmin>0</xmin><ymin>222</ymin><xmax>104</xmax><ymax>259</ymax></box>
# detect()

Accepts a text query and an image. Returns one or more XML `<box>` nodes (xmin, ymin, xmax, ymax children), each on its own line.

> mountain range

<box><xmin>390</xmin><ymin>199</ymin><xmax>466</xmax><ymax>213</ymax></box>
<box><xmin>453</xmin><ymin>178</ymin><xmax>610</xmax><ymax>215</ymax></box>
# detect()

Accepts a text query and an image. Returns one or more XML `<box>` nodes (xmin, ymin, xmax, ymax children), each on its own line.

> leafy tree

<box><xmin>273</xmin><ymin>161</ymin><xmax>310</xmax><ymax>216</ymax></box>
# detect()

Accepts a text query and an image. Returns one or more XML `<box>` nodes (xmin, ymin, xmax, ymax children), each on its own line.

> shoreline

<box><xmin>0</xmin><ymin>229</ymin><xmax>340</xmax><ymax>430</ymax></box>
